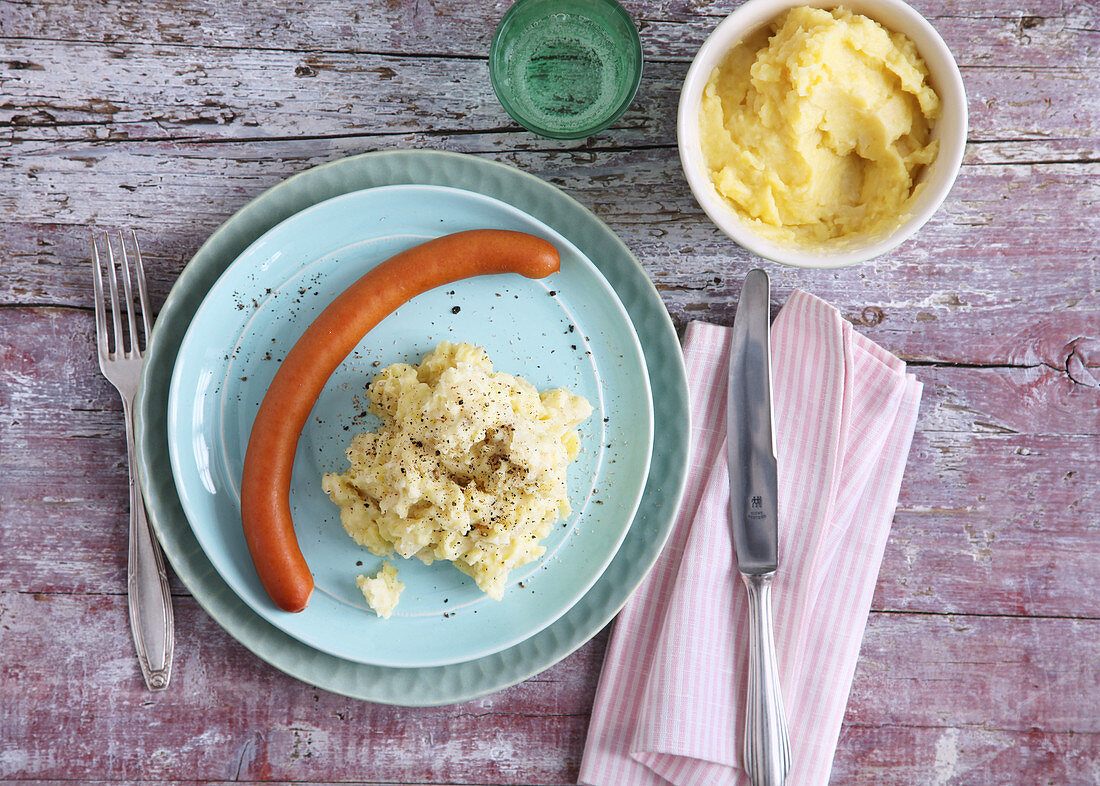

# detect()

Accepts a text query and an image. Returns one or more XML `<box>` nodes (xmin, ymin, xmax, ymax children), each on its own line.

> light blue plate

<box><xmin>166</xmin><ymin>184</ymin><xmax>653</xmax><ymax>667</ymax></box>
<box><xmin>136</xmin><ymin>150</ymin><xmax>689</xmax><ymax>705</ymax></box>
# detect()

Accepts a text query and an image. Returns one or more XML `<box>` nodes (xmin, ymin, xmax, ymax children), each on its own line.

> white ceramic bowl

<box><xmin>677</xmin><ymin>0</ymin><xmax>967</xmax><ymax>268</ymax></box>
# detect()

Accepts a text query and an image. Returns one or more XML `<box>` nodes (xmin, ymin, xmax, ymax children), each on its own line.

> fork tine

<box><xmin>117</xmin><ymin>230</ymin><xmax>140</xmax><ymax>358</ymax></box>
<box><xmin>130</xmin><ymin>230</ymin><xmax>153</xmax><ymax>349</ymax></box>
<box><xmin>104</xmin><ymin>231</ymin><xmax>125</xmax><ymax>357</ymax></box>
<box><xmin>91</xmin><ymin>231</ymin><xmax>109</xmax><ymax>359</ymax></box>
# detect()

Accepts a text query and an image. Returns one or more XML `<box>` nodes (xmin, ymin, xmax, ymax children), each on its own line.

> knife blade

<box><xmin>727</xmin><ymin>268</ymin><xmax>778</xmax><ymax>573</ymax></box>
<box><xmin>727</xmin><ymin>268</ymin><xmax>790</xmax><ymax>785</ymax></box>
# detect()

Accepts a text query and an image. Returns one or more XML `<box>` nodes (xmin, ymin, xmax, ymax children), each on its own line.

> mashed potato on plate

<box><xmin>356</xmin><ymin>561</ymin><xmax>404</xmax><ymax>619</ymax></box>
<box><xmin>322</xmin><ymin>341</ymin><xmax>593</xmax><ymax>602</ymax></box>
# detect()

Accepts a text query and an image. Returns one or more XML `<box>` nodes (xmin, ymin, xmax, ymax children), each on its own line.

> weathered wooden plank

<box><xmin>917</xmin><ymin>360</ymin><xmax>1100</xmax><ymax>436</ymax></box>
<box><xmin>2</xmin><ymin>42</ymin><xmax>1098</xmax><ymax>147</ymax></box>
<box><xmin>3</xmin><ymin>308</ymin><xmax>1096</xmax><ymax>620</ymax></box>
<box><xmin>5</xmin><ymin>420</ymin><xmax>1096</xmax><ymax>619</ymax></box>
<box><xmin>0</xmin><ymin>306</ymin><xmax>190</xmax><ymax>597</ymax></box>
<box><xmin>965</xmin><ymin>138</ymin><xmax>1100</xmax><ymax>165</ymax></box>
<box><xmin>1</xmin><ymin>0</ymin><xmax>1096</xmax><ymax>68</ymax></box>
<box><xmin>1</xmin><ymin>44</ymin><xmax>519</xmax><ymax>143</ymax></box>
<box><xmin>643</xmin><ymin>11</ymin><xmax>1100</xmax><ymax>70</ymax></box>
<box><xmin>2</xmin><ymin>591</ymin><xmax>1096</xmax><ymax>783</ymax></box>
<box><xmin>0</xmin><ymin>783</ymin><xmax>483</xmax><ymax>786</ymax></box>
<box><xmin>0</xmin><ymin>590</ymin><xmax>601</xmax><ymax>783</ymax></box>
<box><xmin>832</xmin><ymin>723</ymin><xmax>1100</xmax><ymax>784</ymax></box>
<box><xmin>832</xmin><ymin>613</ymin><xmax>1100</xmax><ymax>784</ymax></box>
<box><xmin>0</xmin><ymin>782</ymin><xmax>538</xmax><ymax>786</ymax></box>
<box><xmin>4</xmin><ymin>141</ymin><xmax>1096</xmax><ymax>252</ymax></box>
<box><xmin>849</xmin><ymin>612</ymin><xmax>1100</xmax><ymax>733</ymax></box>
<box><xmin>2</xmin><ymin>142</ymin><xmax>1096</xmax><ymax>370</ymax></box>
<box><xmin>881</xmin><ymin>433</ymin><xmax>1100</xmax><ymax>617</ymax></box>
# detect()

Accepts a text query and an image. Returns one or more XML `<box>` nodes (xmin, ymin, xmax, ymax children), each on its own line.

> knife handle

<box><xmin>741</xmin><ymin>571</ymin><xmax>791</xmax><ymax>785</ymax></box>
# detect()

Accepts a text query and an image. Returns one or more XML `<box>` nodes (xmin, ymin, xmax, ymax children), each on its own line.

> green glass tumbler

<box><xmin>490</xmin><ymin>0</ymin><xmax>643</xmax><ymax>140</ymax></box>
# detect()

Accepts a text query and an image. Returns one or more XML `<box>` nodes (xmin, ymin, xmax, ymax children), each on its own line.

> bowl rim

<box><xmin>676</xmin><ymin>0</ymin><xmax>968</xmax><ymax>268</ymax></box>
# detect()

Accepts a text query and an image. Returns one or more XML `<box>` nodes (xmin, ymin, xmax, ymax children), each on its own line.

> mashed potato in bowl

<box><xmin>322</xmin><ymin>341</ymin><xmax>593</xmax><ymax>603</ymax></box>
<box><xmin>699</xmin><ymin>5</ymin><xmax>941</xmax><ymax>246</ymax></box>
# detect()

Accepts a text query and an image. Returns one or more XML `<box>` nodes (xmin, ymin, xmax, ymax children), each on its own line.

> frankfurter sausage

<box><xmin>241</xmin><ymin>229</ymin><xmax>561</xmax><ymax>612</ymax></box>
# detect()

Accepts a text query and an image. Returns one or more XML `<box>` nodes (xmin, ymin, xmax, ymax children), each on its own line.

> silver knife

<box><xmin>727</xmin><ymin>269</ymin><xmax>791</xmax><ymax>785</ymax></box>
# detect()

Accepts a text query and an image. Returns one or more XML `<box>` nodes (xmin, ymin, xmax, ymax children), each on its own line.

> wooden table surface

<box><xmin>2</xmin><ymin>0</ymin><xmax>1098</xmax><ymax>783</ymax></box>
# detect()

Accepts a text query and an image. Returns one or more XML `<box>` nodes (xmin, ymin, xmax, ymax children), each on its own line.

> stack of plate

<box><xmin>135</xmin><ymin>150</ymin><xmax>689</xmax><ymax>706</ymax></box>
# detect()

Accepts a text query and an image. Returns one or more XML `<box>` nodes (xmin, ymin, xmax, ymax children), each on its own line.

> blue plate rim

<box><xmin>164</xmin><ymin>182</ymin><xmax>654</xmax><ymax>667</ymax></box>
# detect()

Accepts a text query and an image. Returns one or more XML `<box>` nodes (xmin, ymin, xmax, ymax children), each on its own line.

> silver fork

<box><xmin>92</xmin><ymin>230</ymin><xmax>175</xmax><ymax>691</ymax></box>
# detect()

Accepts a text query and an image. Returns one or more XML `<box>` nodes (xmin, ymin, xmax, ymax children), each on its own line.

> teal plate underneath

<box><xmin>136</xmin><ymin>150</ymin><xmax>689</xmax><ymax>705</ymax></box>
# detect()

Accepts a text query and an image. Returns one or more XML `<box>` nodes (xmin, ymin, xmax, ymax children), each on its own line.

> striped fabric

<box><xmin>579</xmin><ymin>290</ymin><xmax>923</xmax><ymax>786</ymax></box>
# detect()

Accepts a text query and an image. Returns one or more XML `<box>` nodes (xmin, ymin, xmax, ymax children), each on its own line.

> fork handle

<box><xmin>123</xmin><ymin>398</ymin><xmax>175</xmax><ymax>690</ymax></box>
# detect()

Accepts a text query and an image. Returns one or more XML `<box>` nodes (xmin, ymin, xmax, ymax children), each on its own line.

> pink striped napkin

<box><xmin>579</xmin><ymin>290</ymin><xmax>923</xmax><ymax>786</ymax></box>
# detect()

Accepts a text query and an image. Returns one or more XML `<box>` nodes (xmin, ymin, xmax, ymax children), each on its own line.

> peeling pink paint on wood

<box><xmin>1</xmin><ymin>0</ymin><xmax>1098</xmax><ymax>783</ymax></box>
